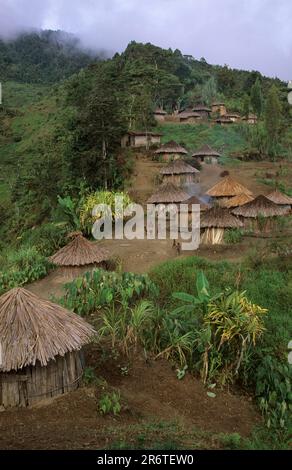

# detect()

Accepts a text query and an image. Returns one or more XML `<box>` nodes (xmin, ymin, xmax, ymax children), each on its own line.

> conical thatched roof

<box><xmin>216</xmin><ymin>117</ymin><xmax>233</xmax><ymax>123</ymax></box>
<box><xmin>155</xmin><ymin>140</ymin><xmax>188</xmax><ymax>155</ymax></box>
<box><xmin>154</xmin><ymin>108</ymin><xmax>167</xmax><ymax>115</ymax></box>
<box><xmin>225</xmin><ymin>112</ymin><xmax>241</xmax><ymax>118</ymax></box>
<box><xmin>207</xmin><ymin>176</ymin><xmax>252</xmax><ymax>198</ymax></box>
<box><xmin>232</xmin><ymin>195</ymin><xmax>290</xmax><ymax>218</ymax></box>
<box><xmin>201</xmin><ymin>208</ymin><xmax>243</xmax><ymax>228</ymax></box>
<box><xmin>0</xmin><ymin>288</ymin><xmax>96</xmax><ymax>372</ymax></box>
<box><xmin>49</xmin><ymin>234</ymin><xmax>110</xmax><ymax>267</ymax></box>
<box><xmin>266</xmin><ymin>189</ymin><xmax>292</xmax><ymax>206</ymax></box>
<box><xmin>192</xmin><ymin>105</ymin><xmax>211</xmax><ymax>112</ymax></box>
<box><xmin>224</xmin><ymin>193</ymin><xmax>254</xmax><ymax>208</ymax></box>
<box><xmin>242</xmin><ymin>113</ymin><xmax>257</xmax><ymax>121</ymax></box>
<box><xmin>179</xmin><ymin>111</ymin><xmax>201</xmax><ymax>120</ymax></box>
<box><xmin>192</xmin><ymin>144</ymin><xmax>221</xmax><ymax>157</ymax></box>
<box><xmin>182</xmin><ymin>195</ymin><xmax>210</xmax><ymax>212</ymax></box>
<box><xmin>160</xmin><ymin>160</ymin><xmax>200</xmax><ymax>175</ymax></box>
<box><xmin>147</xmin><ymin>183</ymin><xmax>189</xmax><ymax>204</ymax></box>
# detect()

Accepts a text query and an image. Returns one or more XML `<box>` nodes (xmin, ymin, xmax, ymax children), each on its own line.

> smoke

<box><xmin>0</xmin><ymin>0</ymin><xmax>291</xmax><ymax>79</ymax></box>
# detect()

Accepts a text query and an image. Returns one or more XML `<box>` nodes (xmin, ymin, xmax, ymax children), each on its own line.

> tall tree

<box><xmin>242</xmin><ymin>94</ymin><xmax>250</xmax><ymax>118</ymax></box>
<box><xmin>264</xmin><ymin>85</ymin><xmax>282</xmax><ymax>144</ymax></box>
<box><xmin>67</xmin><ymin>62</ymin><xmax>127</xmax><ymax>189</ymax></box>
<box><xmin>202</xmin><ymin>76</ymin><xmax>217</xmax><ymax>105</ymax></box>
<box><xmin>250</xmin><ymin>78</ymin><xmax>263</xmax><ymax>116</ymax></box>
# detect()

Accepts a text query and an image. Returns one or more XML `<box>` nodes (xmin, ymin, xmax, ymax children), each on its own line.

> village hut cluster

<box><xmin>152</xmin><ymin>102</ymin><xmax>258</xmax><ymax>126</ymax></box>
<box><xmin>147</xmin><ymin>141</ymin><xmax>291</xmax><ymax>245</ymax></box>
<box><xmin>201</xmin><ymin>176</ymin><xmax>291</xmax><ymax>243</ymax></box>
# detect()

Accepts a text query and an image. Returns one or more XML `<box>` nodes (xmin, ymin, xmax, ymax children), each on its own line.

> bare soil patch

<box><xmin>0</xmin><ymin>347</ymin><xmax>261</xmax><ymax>450</ymax></box>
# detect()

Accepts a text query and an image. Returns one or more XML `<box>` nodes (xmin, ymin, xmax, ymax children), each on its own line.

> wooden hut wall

<box><xmin>201</xmin><ymin>228</ymin><xmax>225</xmax><ymax>245</ymax></box>
<box><xmin>162</xmin><ymin>173</ymin><xmax>196</xmax><ymax>186</ymax></box>
<box><xmin>154</xmin><ymin>114</ymin><xmax>165</xmax><ymax>122</ymax></box>
<box><xmin>55</xmin><ymin>264</ymin><xmax>104</xmax><ymax>281</ymax></box>
<box><xmin>0</xmin><ymin>351</ymin><xmax>84</xmax><ymax>408</ymax></box>
<box><xmin>180</xmin><ymin>116</ymin><xmax>200</xmax><ymax>124</ymax></box>
<box><xmin>241</xmin><ymin>216</ymin><xmax>277</xmax><ymax>234</ymax></box>
<box><xmin>212</xmin><ymin>104</ymin><xmax>226</xmax><ymax>116</ymax></box>
<box><xmin>160</xmin><ymin>152</ymin><xmax>182</xmax><ymax>162</ymax></box>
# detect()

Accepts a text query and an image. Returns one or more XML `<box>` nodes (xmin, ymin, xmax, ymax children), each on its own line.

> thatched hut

<box><xmin>215</xmin><ymin>116</ymin><xmax>233</xmax><ymax>125</ymax></box>
<box><xmin>147</xmin><ymin>182</ymin><xmax>189</xmax><ymax>205</ymax></box>
<box><xmin>200</xmin><ymin>207</ymin><xmax>243</xmax><ymax>245</ymax></box>
<box><xmin>160</xmin><ymin>160</ymin><xmax>200</xmax><ymax>186</ymax></box>
<box><xmin>154</xmin><ymin>140</ymin><xmax>188</xmax><ymax>162</ymax></box>
<box><xmin>192</xmin><ymin>144</ymin><xmax>221</xmax><ymax>165</ymax></box>
<box><xmin>242</xmin><ymin>114</ymin><xmax>258</xmax><ymax>124</ymax></box>
<box><xmin>224</xmin><ymin>112</ymin><xmax>241</xmax><ymax>123</ymax></box>
<box><xmin>0</xmin><ymin>288</ymin><xmax>96</xmax><ymax>408</ymax></box>
<box><xmin>192</xmin><ymin>105</ymin><xmax>211</xmax><ymax>119</ymax></box>
<box><xmin>49</xmin><ymin>233</ymin><xmax>110</xmax><ymax>278</ymax></box>
<box><xmin>232</xmin><ymin>195</ymin><xmax>290</xmax><ymax>232</ymax></box>
<box><xmin>206</xmin><ymin>176</ymin><xmax>252</xmax><ymax>206</ymax></box>
<box><xmin>121</xmin><ymin>131</ymin><xmax>162</xmax><ymax>148</ymax></box>
<box><xmin>211</xmin><ymin>102</ymin><xmax>226</xmax><ymax>116</ymax></box>
<box><xmin>182</xmin><ymin>195</ymin><xmax>211</xmax><ymax>213</ymax></box>
<box><xmin>153</xmin><ymin>108</ymin><xmax>167</xmax><ymax>122</ymax></box>
<box><xmin>179</xmin><ymin>111</ymin><xmax>201</xmax><ymax>124</ymax></box>
<box><xmin>223</xmin><ymin>193</ymin><xmax>254</xmax><ymax>208</ymax></box>
<box><xmin>266</xmin><ymin>189</ymin><xmax>292</xmax><ymax>211</ymax></box>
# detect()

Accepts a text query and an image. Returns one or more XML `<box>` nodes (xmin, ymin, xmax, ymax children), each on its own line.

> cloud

<box><xmin>0</xmin><ymin>0</ymin><xmax>291</xmax><ymax>80</ymax></box>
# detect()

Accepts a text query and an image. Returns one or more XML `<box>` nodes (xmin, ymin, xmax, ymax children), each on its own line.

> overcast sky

<box><xmin>1</xmin><ymin>0</ymin><xmax>291</xmax><ymax>80</ymax></box>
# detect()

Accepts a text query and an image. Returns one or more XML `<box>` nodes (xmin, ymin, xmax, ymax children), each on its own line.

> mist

<box><xmin>0</xmin><ymin>0</ymin><xmax>291</xmax><ymax>80</ymax></box>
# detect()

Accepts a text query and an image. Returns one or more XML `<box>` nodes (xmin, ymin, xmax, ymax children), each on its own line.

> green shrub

<box><xmin>255</xmin><ymin>355</ymin><xmax>292</xmax><ymax>432</ymax></box>
<box><xmin>60</xmin><ymin>269</ymin><xmax>159</xmax><ymax>316</ymax></box>
<box><xmin>20</xmin><ymin>223</ymin><xmax>68</xmax><ymax>256</ymax></box>
<box><xmin>149</xmin><ymin>256</ymin><xmax>292</xmax><ymax>434</ymax></box>
<box><xmin>99</xmin><ymin>391</ymin><xmax>121</xmax><ymax>416</ymax></box>
<box><xmin>224</xmin><ymin>228</ymin><xmax>244</xmax><ymax>244</ymax></box>
<box><xmin>0</xmin><ymin>246</ymin><xmax>53</xmax><ymax>294</ymax></box>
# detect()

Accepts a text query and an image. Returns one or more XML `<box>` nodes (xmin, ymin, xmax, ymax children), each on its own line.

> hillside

<box><xmin>0</xmin><ymin>33</ymin><xmax>291</xmax><ymax>452</ymax></box>
<box><xmin>0</xmin><ymin>38</ymin><xmax>291</xmax><ymax>239</ymax></box>
<box><xmin>0</xmin><ymin>30</ymin><xmax>99</xmax><ymax>84</ymax></box>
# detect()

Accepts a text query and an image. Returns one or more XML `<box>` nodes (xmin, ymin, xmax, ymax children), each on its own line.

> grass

<box><xmin>99</xmin><ymin>420</ymin><xmax>291</xmax><ymax>450</ymax></box>
<box><xmin>0</xmin><ymin>85</ymin><xmax>63</xmax><ymax>207</ymax></box>
<box><xmin>149</xmin><ymin>255</ymin><xmax>292</xmax><ymax>348</ymax></box>
<box><xmin>155</xmin><ymin>122</ymin><xmax>247</xmax><ymax>157</ymax></box>
<box><xmin>1</xmin><ymin>81</ymin><xmax>49</xmax><ymax>108</ymax></box>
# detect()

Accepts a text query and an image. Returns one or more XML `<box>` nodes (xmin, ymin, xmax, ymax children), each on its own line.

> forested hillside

<box><xmin>0</xmin><ymin>38</ymin><xmax>291</xmax><ymax>237</ymax></box>
<box><xmin>0</xmin><ymin>30</ymin><xmax>99</xmax><ymax>84</ymax></box>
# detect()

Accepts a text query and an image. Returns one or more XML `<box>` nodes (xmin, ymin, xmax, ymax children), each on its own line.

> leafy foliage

<box><xmin>60</xmin><ymin>269</ymin><xmax>158</xmax><ymax>316</ymax></box>
<box><xmin>0</xmin><ymin>246</ymin><xmax>52</xmax><ymax>294</ymax></box>
<box><xmin>99</xmin><ymin>391</ymin><xmax>122</xmax><ymax>416</ymax></box>
<box><xmin>80</xmin><ymin>190</ymin><xmax>133</xmax><ymax>235</ymax></box>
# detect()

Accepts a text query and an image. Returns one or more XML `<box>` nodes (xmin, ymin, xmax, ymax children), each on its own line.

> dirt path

<box><xmin>0</xmin><ymin>353</ymin><xmax>261</xmax><ymax>449</ymax></box>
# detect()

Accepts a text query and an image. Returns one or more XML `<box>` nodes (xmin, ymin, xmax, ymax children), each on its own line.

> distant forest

<box><xmin>0</xmin><ymin>30</ymin><xmax>101</xmax><ymax>84</ymax></box>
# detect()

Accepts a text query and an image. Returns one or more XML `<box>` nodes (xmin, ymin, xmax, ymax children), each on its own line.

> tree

<box><xmin>242</xmin><ymin>94</ymin><xmax>250</xmax><ymax>118</ymax></box>
<box><xmin>67</xmin><ymin>62</ymin><xmax>127</xmax><ymax>190</ymax></box>
<box><xmin>202</xmin><ymin>76</ymin><xmax>217</xmax><ymax>105</ymax></box>
<box><xmin>250</xmin><ymin>78</ymin><xmax>263</xmax><ymax>116</ymax></box>
<box><xmin>264</xmin><ymin>85</ymin><xmax>282</xmax><ymax>145</ymax></box>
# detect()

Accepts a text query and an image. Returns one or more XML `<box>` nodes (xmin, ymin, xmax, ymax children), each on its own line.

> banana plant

<box><xmin>171</xmin><ymin>271</ymin><xmax>220</xmax><ymax>316</ymax></box>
